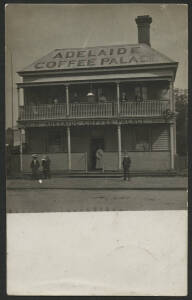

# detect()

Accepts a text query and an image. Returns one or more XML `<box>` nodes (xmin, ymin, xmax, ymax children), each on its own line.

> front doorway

<box><xmin>89</xmin><ymin>138</ymin><xmax>104</xmax><ymax>170</ymax></box>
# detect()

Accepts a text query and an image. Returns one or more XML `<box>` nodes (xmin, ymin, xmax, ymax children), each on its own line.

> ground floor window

<box><xmin>122</xmin><ymin>125</ymin><xmax>169</xmax><ymax>152</ymax></box>
<box><xmin>47</xmin><ymin>130</ymin><xmax>65</xmax><ymax>153</ymax></box>
<box><xmin>135</xmin><ymin>127</ymin><xmax>150</xmax><ymax>151</ymax></box>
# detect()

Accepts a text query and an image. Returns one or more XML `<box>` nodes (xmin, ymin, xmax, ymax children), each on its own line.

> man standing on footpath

<box><xmin>30</xmin><ymin>154</ymin><xmax>40</xmax><ymax>180</ymax></box>
<box><xmin>41</xmin><ymin>155</ymin><xmax>51</xmax><ymax>179</ymax></box>
<box><xmin>122</xmin><ymin>152</ymin><xmax>131</xmax><ymax>181</ymax></box>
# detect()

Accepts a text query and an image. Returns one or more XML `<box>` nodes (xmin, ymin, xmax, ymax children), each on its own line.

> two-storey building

<box><xmin>17</xmin><ymin>15</ymin><xmax>178</xmax><ymax>173</ymax></box>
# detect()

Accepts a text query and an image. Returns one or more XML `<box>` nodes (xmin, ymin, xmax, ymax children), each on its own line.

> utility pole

<box><xmin>6</xmin><ymin>46</ymin><xmax>14</xmax><ymax>148</ymax></box>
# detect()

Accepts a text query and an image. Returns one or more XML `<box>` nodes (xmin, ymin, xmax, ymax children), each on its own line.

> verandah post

<box><xmin>67</xmin><ymin>126</ymin><xmax>71</xmax><ymax>171</ymax></box>
<box><xmin>19</xmin><ymin>128</ymin><xmax>23</xmax><ymax>172</ymax></box>
<box><xmin>169</xmin><ymin>80</ymin><xmax>176</xmax><ymax>156</ymax></box>
<box><xmin>117</xmin><ymin>124</ymin><xmax>122</xmax><ymax>170</ymax></box>
<box><xmin>170</xmin><ymin>123</ymin><xmax>174</xmax><ymax>169</ymax></box>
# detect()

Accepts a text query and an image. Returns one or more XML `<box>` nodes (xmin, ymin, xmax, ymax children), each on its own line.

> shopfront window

<box><xmin>122</xmin><ymin>126</ymin><xmax>151</xmax><ymax>152</ymax></box>
<box><xmin>135</xmin><ymin>127</ymin><xmax>150</xmax><ymax>151</ymax></box>
<box><xmin>47</xmin><ymin>130</ymin><xmax>64</xmax><ymax>152</ymax></box>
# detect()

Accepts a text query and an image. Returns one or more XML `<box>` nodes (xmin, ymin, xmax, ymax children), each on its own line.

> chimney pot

<box><xmin>135</xmin><ymin>15</ymin><xmax>152</xmax><ymax>46</ymax></box>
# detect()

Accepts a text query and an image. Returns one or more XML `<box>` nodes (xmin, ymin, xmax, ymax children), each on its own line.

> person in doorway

<box><xmin>96</xmin><ymin>146</ymin><xmax>104</xmax><ymax>171</ymax></box>
<box><xmin>41</xmin><ymin>155</ymin><xmax>51</xmax><ymax>179</ymax></box>
<box><xmin>30</xmin><ymin>154</ymin><xmax>40</xmax><ymax>180</ymax></box>
<box><xmin>122</xmin><ymin>152</ymin><xmax>131</xmax><ymax>181</ymax></box>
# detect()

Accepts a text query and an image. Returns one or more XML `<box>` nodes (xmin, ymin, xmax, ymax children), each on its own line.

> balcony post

<box><xmin>116</xmin><ymin>81</ymin><xmax>120</xmax><ymax>115</ymax></box>
<box><xmin>117</xmin><ymin>124</ymin><xmax>122</xmax><ymax>170</ymax></box>
<box><xmin>17</xmin><ymin>87</ymin><xmax>20</xmax><ymax>121</ymax></box>
<box><xmin>169</xmin><ymin>81</ymin><xmax>173</xmax><ymax>111</ymax></box>
<box><xmin>65</xmin><ymin>84</ymin><xmax>70</xmax><ymax>116</ymax></box>
<box><xmin>67</xmin><ymin>126</ymin><xmax>71</xmax><ymax>171</ymax></box>
<box><xmin>17</xmin><ymin>87</ymin><xmax>20</xmax><ymax>105</ymax></box>
<box><xmin>170</xmin><ymin>123</ymin><xmax>174</xmax><ymax>169</ymax></box>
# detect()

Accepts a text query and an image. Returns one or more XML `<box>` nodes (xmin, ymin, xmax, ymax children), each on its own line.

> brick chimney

<box><xmin>135</xmin><ymin>15</ymin><xmax>152</xmax><ymax>46</ymax></box>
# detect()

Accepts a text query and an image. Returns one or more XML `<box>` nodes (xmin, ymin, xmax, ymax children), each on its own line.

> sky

<box><xmin>5</xmin><ymin>3</ymin><xmax>188</xmax><ymax>128</ymax></box>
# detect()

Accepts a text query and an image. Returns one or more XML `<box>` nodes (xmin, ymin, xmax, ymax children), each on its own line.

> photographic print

<box><xmin>6</xmin><ymin>3</ymin><xmax>188</xmax><ymax>295</ymax></box>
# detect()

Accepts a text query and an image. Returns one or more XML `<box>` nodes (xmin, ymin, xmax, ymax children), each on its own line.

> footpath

<box><xmin>6</xmin><ymin>176</ymin><xmax>187</xmax><ymax>190</ymax></box>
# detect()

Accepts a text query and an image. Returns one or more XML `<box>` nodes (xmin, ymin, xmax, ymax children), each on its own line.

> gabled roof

<box><xmin>18</xmin><ymin>43</ymin><xmax>177</xmax><ymax>74</ymax></box>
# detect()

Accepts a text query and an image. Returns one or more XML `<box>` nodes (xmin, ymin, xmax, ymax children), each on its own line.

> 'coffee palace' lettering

<box><xmin>34</xmin><ymin>46</ymin><xmax>150</xmax><ymax>70</ymax></box>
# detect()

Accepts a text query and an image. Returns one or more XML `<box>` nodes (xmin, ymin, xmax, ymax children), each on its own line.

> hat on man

<box><xmin>32</xmin><ymin>154</ymin><xmax>38</xmax><ymax>158</ymax></box>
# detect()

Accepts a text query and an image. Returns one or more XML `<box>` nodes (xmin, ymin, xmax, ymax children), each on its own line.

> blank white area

<box><xmin>7</xmin><ymin>211</ymin><xmax>187</xmax><ymax>296</ymax></box>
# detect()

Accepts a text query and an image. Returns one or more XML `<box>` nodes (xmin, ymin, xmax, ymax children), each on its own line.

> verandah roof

<box><xmin>17</xmin><ymin>70</ymin><xmax>174</xmax><ymax>87</ymax></box>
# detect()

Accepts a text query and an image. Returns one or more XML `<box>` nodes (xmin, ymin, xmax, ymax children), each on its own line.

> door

<box><xmin>89</xmin><ymin>138</ymin><xmax>104</xmax><ymax>170</ymax></box>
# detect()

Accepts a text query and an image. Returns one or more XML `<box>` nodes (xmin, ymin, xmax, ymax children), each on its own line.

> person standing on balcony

<box><xmin>73</xmin><ymin>92</ymin><xmax>78</xmax><ymax>103</ymax></box>
<box><xmin>121</xmin><ymin>92</ymin><xmax>127</xmax><ymax>101</ymax></box>
<box><xmin>98</xmin><ymin>94</ymin><xmax>107</xmax><ymax>103</ymax></box>
<box><xmin>96</xmin><ymin>146</ymin><xmax>104</xmax><ymax>171</ymax></box>
<box><xmin>53</xmin><ymin>98</ymin><xmax>59</xmax><ymax>104</ymax></box>
<box><xmin>30</xmin><ymin>154</ymin><xmax>40</xmax><ymax>180</ymax></box>
<box><xmin>122</xmin><ymin>152</ymin><xmax>131</xmax><ymax>181</ymax></box>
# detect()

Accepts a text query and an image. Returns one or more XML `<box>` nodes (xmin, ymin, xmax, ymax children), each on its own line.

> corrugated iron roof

<box><xmin>19</xmin><ymin>43</ymin><xmax>176</xmax><ymax>74</ymax></box>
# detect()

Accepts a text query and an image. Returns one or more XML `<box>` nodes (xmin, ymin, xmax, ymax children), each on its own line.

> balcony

<box><xmin>19</xmin><ymin>101</ymin><xmax>169</xmax><ymax>121</ymax></box>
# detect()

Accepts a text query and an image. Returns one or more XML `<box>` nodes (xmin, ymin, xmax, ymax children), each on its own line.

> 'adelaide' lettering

<box><xmin>66</xmin><ymin>51</ymin><xmax>75</xmax><ymax>58</ymax></box>
<box><xmin>53</xmin><ymin>52</ymin><xmax>63</xmax><ymax>59</ymax></box>
<box><xmin>117</xmin><ymin>48</ymin><xmax>127</xmax><ymax>55</ymax></box>
<box><xmin>77</xmin><ymin>51</ymin><xmax>86</xmax><ymax>58</ymax></box>
<box><xmin>109</xmin><ymin>48</ymin><xmax>114</xmax><ymax>55</ymax></box>
<box><xmin>98</xmin><ymin>49</ymin><xmax>107</xmax><ymax>56</ymax></box>
<box><xmin>88</xmin><ymin>49</ymin><xmax>96</xmax><ymax>57</ymax></box>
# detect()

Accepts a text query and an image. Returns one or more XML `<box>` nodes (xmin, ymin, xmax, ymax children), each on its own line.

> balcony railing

<box><xmin>119</xmin><ymin>101</ymin><xmax>168</xmax><ymax>117</ymax></box>
<box><xmin>19</xmin><ymin>104</ymin><xmax>67</xmax><ymax>120</ymax></box>
<box><xmin>19</xmin><ymin>101</ymin><xmax>169</xmax><ymax>121</ymax></box>
<box><xmin>70</xmin><ymin>102</ymin><xmax>113</xmax><ymax>118</ymax></box>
